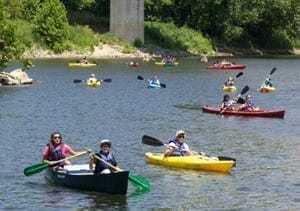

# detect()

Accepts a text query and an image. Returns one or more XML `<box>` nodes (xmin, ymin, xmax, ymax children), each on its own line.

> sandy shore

<box><xmin>22</xmin><ymin>44</ymin><xmax>150</xmax><ymax>59</ymax></box>
<box><xmin>22</xmin><ymin>44</ymin><xmax>300</xmax><ymax>59</ymax></box>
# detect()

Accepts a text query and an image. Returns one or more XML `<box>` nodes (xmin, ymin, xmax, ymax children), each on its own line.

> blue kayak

<box><xmin>147</xmin><ymin>83</ymin><xmax>161</xmax><ymax>88</ymax></box>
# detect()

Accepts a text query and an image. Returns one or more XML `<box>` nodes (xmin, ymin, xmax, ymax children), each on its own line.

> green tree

<box><xmin>145</xmin><ymin>0</ymin><xmax>300</xmax><ymax>50</ymax></box>
<box><xmin>22</xmin><ymin>0</ymin><xmax>40</xmax><ymax>21</ymax></box>
<box><xmin>60</xmin><ymin>0</ymin><xmax>95</xmax><ymax>11</ymax></box>
<box><xmin>33</xmin><ymin>0</ymin><xmax>70</xmax><ymax>53</ymax></box>
<box><xmin>0</xmin><ymin>0</ymin><xmax>24</xmax><ymax>69</ymax></box>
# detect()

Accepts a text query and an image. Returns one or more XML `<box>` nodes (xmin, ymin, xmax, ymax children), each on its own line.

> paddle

<box><xmin>235</xmin><ymin>85</ymin><xmax>250</xmax><ymax>104</ymax></box>
<box><xmin>23</xmin><ymin>151</ymin><xmax>88</xmax><ymax>176</ymax></box>
<box><xmin>141</xmin><ymin>135</ymin><xmax>236</xmax><ymax>162</ymax></box>
<box><xmin>269</xmin><ymin>67</ymin><xmax>277</xmax><ymax>76</ymax></box>
<box><xmin>137</xmin><ymin>75</ymin><xmax>166</xmax><ymax>88</ymax></box>
<box><xmin>73</xmin><ymin>78</ymin><xmax>112</xmax><ymax>83</ymax></box>
<box><xmin>220</xmin><ymin>85</ymin><xmax>249</xmax><ymax>113</ymax></box>
<box><xmin>91</xmin><ymin>152</ymin><xmax>150</xmax><ymax>191</ymax></box>
<box><xmin>235</xmin><ymin>72</ymin><xmax>243</xmax><ymax>78</ymax></box>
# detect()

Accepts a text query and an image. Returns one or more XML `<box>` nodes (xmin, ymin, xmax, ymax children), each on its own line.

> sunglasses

<box><xmin>53</xmin><ymin>136</ymin><xmax>61</xmax><ymax>139</ymax></box>
<box><xmin>178</xmin><ymin>135</ymin><xmax>185</xmax><ymax>138</ymax></box>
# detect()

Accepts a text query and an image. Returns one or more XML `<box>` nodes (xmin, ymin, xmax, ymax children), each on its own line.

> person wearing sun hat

<box><xmin>89</xmin><ymin>139</ymin><xmax>118</xmax><ymax>174</ymax></box>
<box><xmin>164</xmin><ymin>130</ymin><xmax>198</xmax><ymax>157</ymax></box>
<box><xmin>87</xmin><ymin>73</ymin><xmax>98</xmax><ymax>84</ymax></box>
<box><xmin>239</xmin><ymin>94</ymin><xmax>260</xmax><ymax>111</ymax></box>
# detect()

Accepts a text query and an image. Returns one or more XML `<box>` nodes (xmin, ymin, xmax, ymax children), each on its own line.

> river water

<box><xmin>0</xmin><ymin>57</ymin><xmax>299</xmax><ymax>210</ymax></box>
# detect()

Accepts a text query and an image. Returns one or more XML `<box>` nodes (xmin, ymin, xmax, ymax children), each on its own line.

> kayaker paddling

<box><xmin>220</xmin><ymin>94</ymin><xmax>237</xmax><ymax>113</ymax></box>
<box><xmin>87</xmin><ymin>73</ymin><xmax>98</xmax><ymax>83</ymax></box>
<box><xmin>224</xmin><ymin>76</ymin><xmax>235</xmax><ymax>86</ymax></box>
<box><xmin>147</xmin><ymin>75</ymin><xmax>160</xmax><ymax>86</ymax></box>
<box><xmin>164</xmin><ymin>130</ymin><xmax>199</xmax><ymax>157</ymax></box>
<box><xmin>80</xmin><ymin>56</ymin><xmax>88</xmax><ymax>64</ymax></box>
<box><xmin>239</xmin><ymin>94</ymin><xmax>260</xmax><ymax>111</ymax></box>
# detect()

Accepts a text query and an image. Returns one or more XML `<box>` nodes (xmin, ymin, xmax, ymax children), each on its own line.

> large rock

<box><xmin>0</xmin><ymin>68</ymin><xmax>33</xmax><ymax>85</ymax></box>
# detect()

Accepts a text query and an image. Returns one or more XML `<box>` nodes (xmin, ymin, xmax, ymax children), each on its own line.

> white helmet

<box><xmin>100</xmin><ymin>139</ymin><xmax>111</xmax><ymax>147</ymax></box>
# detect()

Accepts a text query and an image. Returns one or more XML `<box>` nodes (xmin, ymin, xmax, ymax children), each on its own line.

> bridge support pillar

<box><xmin>110</xmin><ymin>0</ymin><xmax>144</xmax><ymax>44</ymax></box>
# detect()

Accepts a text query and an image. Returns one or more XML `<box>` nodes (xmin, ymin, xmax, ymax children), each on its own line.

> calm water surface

<box><xmin>0</xmin><ymin>57</ymin><xmax>299</xmax><ymax>210</ymax></box>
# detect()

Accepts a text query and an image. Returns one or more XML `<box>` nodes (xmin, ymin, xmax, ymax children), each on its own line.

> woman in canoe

<box><xmin>240</xmin><ymin>94</ymin><xmax>260</xmax><ymax>111</ymax></box>
<box><xmin>89</xmin><ymin>139</ymin><xmax>118</xmax><ymax>174</ymax></box>
<box><xmin>164</xmin><ymin>130</ymin><xmax>198</xmax><ymax>157</ymax></box>
<box><xmin>42</xmin><ymin>132</ymin><xmax>78</xmax><ymax>169</ymax></box>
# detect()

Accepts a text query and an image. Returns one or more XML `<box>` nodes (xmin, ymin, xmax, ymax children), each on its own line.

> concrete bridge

<box><xmin>110</xmin><ymin>0</ymin><xmax>144</xmax><ymax>44</ymax></box>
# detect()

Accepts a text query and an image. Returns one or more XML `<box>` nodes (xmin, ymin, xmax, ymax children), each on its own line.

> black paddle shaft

<box><xmin>235</xmin><ymin>72</ymin><xmax>243</xmax><ymax>78</ymax></box>
<box><xmin>270</xmin><ymin>67</ymin><xmax>277</xmax><ymax>75</ymax></box>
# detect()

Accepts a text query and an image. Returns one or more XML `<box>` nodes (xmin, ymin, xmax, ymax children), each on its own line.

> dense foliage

<box><xmin>145</xmin><ymin>0</ymin><xmax>300</xmax><ymax>50</ymax></box>
<box><xmin>33</xmin><ymin>0</ymin><xmax>70</xmax><ymax>53</ymax></box>
<box><xmin>145</xmin><ymin>22</ymin><xmax>212</xmax><ymax>53</ymax></box>
<box><xmin>0</xmin><ymin>1</ymin><xmax>24</xmax><ymax>68</ymax></box>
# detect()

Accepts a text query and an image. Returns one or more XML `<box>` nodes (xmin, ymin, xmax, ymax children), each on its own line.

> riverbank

<box><xmin>22</xmin><ymin>44</ymin><xmax>147</xmax><ymax>59</ymax></box>
<box><xmin>22</xmin><ymin>44</ymin><xmax>300</xmax><ymax>59</ymax></box>
<box><xmin>22</xmin><ymin>44</ymin><xmax>237</xmax><ymax>59</ymax></box>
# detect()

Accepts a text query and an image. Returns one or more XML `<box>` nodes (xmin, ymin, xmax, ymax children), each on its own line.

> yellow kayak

<box><xmin>143</xmin><ymin>58</ymin><xmax>150</xmax><ymax>62</ymax></box>
<box><xmin>258</xmin><ymin>86</ymin><xmax>276</xmax><ymax>93</ymax></box>
<box><xmin>86</xmin><ymin>80</ymin><xmax>101</xmax><ymax>87</ymax></box>
<box><xmin>145</xmin><ymin>152</ymin><xmax>235</xmax><ymax>172</ymax></box>
<box><xmin>222</xmin><ymin>85</ymin><xmax>237</xmax><ymax>92</ymax></box>
<box><xmin>68</xmin><ymin>63</ymin><xmax>97</xmax><ymax>67</ymax></box>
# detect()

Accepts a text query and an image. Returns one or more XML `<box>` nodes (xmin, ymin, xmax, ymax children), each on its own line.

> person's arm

<box><xmin>63</xmin><ymin>144</ymin><xmax>77</xmax><ymax>156</ymax></box>
<box><xmin>184</xmin><ymin>144</ymin><xmax>198</xmax><ymax>156</ymax></box>
<box><xmin>186</xmin><ymin>150</ymin><xmax>198</xmax><ymax>156</ymax></box>
<box><xmin>220</xmin><ymin>102</ymin><xmax>225</xmax><ymax>109</ymax></box>
<box><xmin>164</xmin><ymin>142</ymin><xmax>177</xmax><ymax>157</ymax></box>
<box><xmin>164</xmin><ymin>146</ymin><xmax>176</xmax><ymax>157</ymax></box>
<box><xmin>89</xmin><ymin>155</ymin><xmax>95</xmax><ymax>170</ymax></box>
<box><xmin>42</xmin><ymin>147</ymin><xmax>49</xmax><ymax>162</ymax></box>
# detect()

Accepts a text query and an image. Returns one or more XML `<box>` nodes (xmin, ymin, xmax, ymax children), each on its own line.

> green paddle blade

<box><xmin>129</xmin><ymin>174</ymin><xmax>150</xmax><ymax>191</ymax></box>
<box><xmin>24</xmin><ymin>163</ymin><xmax>49</xmax><ymax>176</ymax></box>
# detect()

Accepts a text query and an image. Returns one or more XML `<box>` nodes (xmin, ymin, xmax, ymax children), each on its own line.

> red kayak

<box><xmin>202</xmin><ymin>106</ymin><xmax>285</xmax><ymax>118</ymax></box>
<box><xmin>129</xmin><ymin>61</ymin><xmax>139</xmax><ymax>67</ymax></box>
<box><xmin>207</xmin><ymin>63</ymin><xmax>246</xmax><ymax>70</ymax></box>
